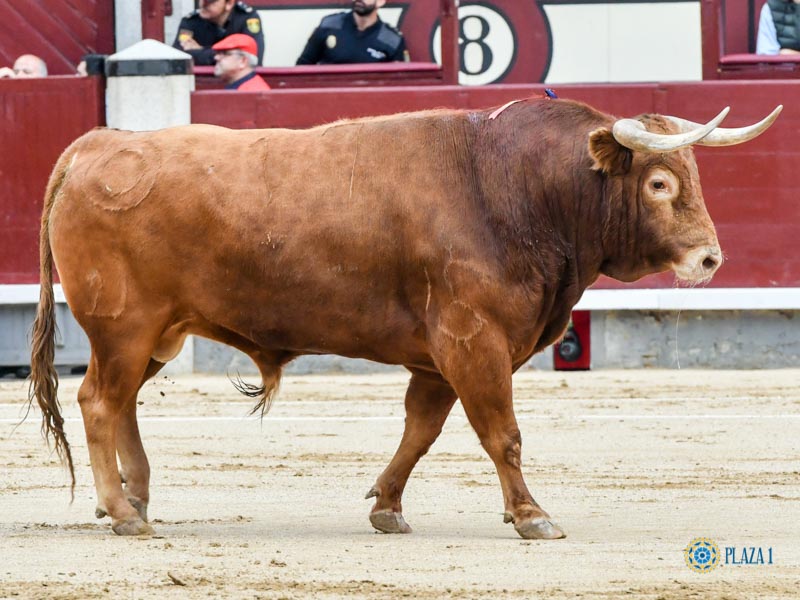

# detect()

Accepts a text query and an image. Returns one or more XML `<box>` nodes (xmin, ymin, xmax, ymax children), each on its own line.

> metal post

<box><xmin>440</xmin><ymin>0</ymin><xmax>460</xmax><ymax>85</ymax></box>
<box><xmin>105</xmin><ymin>39</ymin><xmax>194</xmax><ymax>131</ymax></box>
<box><xmin>700</xmin><ymin>0</ymin><xmax>723</xmax><ymax>80</ymax></box>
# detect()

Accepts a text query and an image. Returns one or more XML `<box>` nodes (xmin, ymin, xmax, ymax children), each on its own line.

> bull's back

<box><xmin>49</xmin><ymin>117</ymin><xmax>472</xmax><ymax>360</ymax></box>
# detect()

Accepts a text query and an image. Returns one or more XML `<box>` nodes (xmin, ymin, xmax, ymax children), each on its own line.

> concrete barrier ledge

<box><xmin>3</xmin><ymin>284</ymin><xmax>800</xmax><ymax>310</ymax></box>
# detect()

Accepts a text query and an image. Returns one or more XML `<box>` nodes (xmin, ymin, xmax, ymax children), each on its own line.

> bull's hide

<box><xmin>27</xmin><ymin>97</ymin><xmax>777</xmax><ymax>539</ymax></box>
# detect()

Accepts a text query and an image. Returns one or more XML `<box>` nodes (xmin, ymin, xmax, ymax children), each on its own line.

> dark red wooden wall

<box><xmin>721</xmin><ymin>0</ymin><xmax>763</xmax><ymax>54</ymax></box>
<box><xmin>0</xmin><ymin>0</ymin><xmax>114</xmax><ymax>75</ymax></box>
<box><xmin>0</xmin><ymin>77</ymin><xmax>104</xmax><ymax>283</ymax></box>
<box><xmin>1</xmin><ymin>79</ymin><xmax>796</xmax><ymax>290</ymax></box>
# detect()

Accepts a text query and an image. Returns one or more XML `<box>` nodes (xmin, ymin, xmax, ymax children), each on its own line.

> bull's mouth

<box><xmin>671</xmin><ymin>245</ymin><xmax>722</xmax><ymax>284</ymax></box>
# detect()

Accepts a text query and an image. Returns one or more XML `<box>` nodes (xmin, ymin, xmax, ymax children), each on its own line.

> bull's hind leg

<box><xmin>79</xmin><ymin>342</ymin><xmax>156</xmax><ymax>536</ymax></box>
<box><xmin>432</xmin><ymin>327</ymin><xmax>565</xmax><ymax>540</ymax></box>
<box><xmin>367</xmin><ymin>371</ymin><xmax>457</xmax><ymax>533</ymax></box>
<box><xmin>112</xmin><ymin>359</ymin><xmax>165</xmax><ymax>522</ymax></box>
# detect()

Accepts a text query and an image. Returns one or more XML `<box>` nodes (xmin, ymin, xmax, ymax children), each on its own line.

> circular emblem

<box><xmin>326</xmin><ymin>34</ymin><xmax>337</xmax><ymax>49</ymax></box>
<box><xmin>430</xmin><ymin>3</ymin><xmax>516</xmax><ymax>85</ymax></box>
<box><xmin>684</xmin><ymin>538</ymin><xmax>721</xmax><ymax>573</ymax></box>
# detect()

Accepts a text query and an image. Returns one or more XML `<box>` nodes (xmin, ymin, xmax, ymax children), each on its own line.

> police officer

<box><xmin>174</xmin><ymin>0</ymin><xmax>264</xmax><ymax>66</ymax></box>
<box><xmin>296</xmin><ymin>0</ymin><xmax>408</xmax><ymax>65</ymax></box>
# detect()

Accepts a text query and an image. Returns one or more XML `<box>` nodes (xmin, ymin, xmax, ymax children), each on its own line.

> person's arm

<box><xmin>173</xmin><ymin>18</ymin><xmax>193</xmax><ymax>52</ymax></box>
<box><xmin>389</xmin><ymin>35</ymin><xmax>408</xmax><ymax>62</ymax></box>
<box><xmin>756</xmin><ymin>4</ymin><xmax>780</xmax><ymax>55</ymax></box>
<box><xmin>238</xmin><ymin>13</ymin><xmax>265</xmax><ymax>64</ymax></box>
<box><xmin>185</xmin><ymin>47</ymin><xmax>216</xmax><ymax>66</ymax></box>
<box><xmin>252</xmin><ymin>20</ymin><xmax>265</xmax><ymax>64</ymax></box>
<box><xmin>296</xmin><ymin>26</ymin><xmax>326</xmax><ymax>65</ymax></box>
<box><xmin>173</xmin><ymin>18</ymin><xmax>217</xmax><ymax>65</ymax></box>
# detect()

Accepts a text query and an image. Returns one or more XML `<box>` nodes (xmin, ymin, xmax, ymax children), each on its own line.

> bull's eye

<box><xmin>643</xmin><ymin>167</ymin><xmax>679</xmax><ymax>203</ymax></box>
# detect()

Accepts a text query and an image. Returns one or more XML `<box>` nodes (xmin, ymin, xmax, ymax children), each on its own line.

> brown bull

<box><xmin>29</xmin><ymin>97</ymin><xmax>780</xmax><ymax>538</ymax></box>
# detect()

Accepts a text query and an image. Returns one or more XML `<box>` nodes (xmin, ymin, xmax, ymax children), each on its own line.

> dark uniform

<box><xmin>173</xmin><ymin>1</ymin><xmax>264</xmax><ymax>66</ymax></box>
<box><xmin>296</xmin><ymin>11</ymin><xmax>408</xmax><ymax>65</ymax></box>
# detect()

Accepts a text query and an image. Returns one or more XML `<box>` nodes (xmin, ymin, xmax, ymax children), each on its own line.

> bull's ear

<box><xmin>588</xmin><ymin>127</ymin><xmax>632</xmax><ymax>176</ymax></box>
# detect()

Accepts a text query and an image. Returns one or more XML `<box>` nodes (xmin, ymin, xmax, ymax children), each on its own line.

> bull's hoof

<box><xmin>111</xmin><ymin>516</ymin><xmax>154</xmax><ymax>536</ymax></box>
<box><xmin>125</xmin><ymin>495</ymin><xmax>149</xmax><ymax>522</ymax></box>
<box><xmin>514</xmin><ymin>517</ymin><xmax>566</xmax><ymax>540</ymax></box>
<box><xmin>369</xmin><ymin>509</ymin><xmax>412</xmax><ymax>534</ymax></box>
<box><xmin>95</xmin><ymin>506</ymin><xmax>107</xmax><ymax>519</ymax></box>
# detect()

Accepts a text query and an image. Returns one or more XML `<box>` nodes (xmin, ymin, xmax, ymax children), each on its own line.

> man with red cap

<box><xmin>212</xmin><ymin>34</ymin><xmax>270</xmax><ymax>91</ymax></box>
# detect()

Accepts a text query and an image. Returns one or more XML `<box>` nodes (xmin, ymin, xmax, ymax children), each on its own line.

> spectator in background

<box><xmin>174</xmin><ymin>0</ymin><xmax>264</xmax><ymax>66</ymax></box>
<box><xmin>756</xmin><ymin>0</ymin><xmax>800</xmax><ymax>55</ymax></box>
<box><xmin>297</xmin><ymin>0</ymin><xmax>408</xmax><ymax>65</ymax></box>
<box><xmin>0</xmin><ymin>54</ymin><xmax>48</xmax><ymax>78</ymax></box>
<box><xmin>212</xmin><ymin>34</ymin><xmax>270</xmax><ymax>90</ymax></box>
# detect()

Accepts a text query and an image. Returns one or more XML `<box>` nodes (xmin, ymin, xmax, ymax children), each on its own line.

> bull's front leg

<box><xmin>366</xmin><ymin>370</ymin><xmax>457</xmax><ymax>533</ymax></box>
<box><xmin>431</xmin><ymin>324</ymin><xmax>566</xmax><ymax>540</ymax></box>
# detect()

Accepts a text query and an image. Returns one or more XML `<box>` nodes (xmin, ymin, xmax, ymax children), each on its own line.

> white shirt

<box><xmin>757</xmin><ymin>1</ymin><xmax>800</xmax><ymax>54</ymax></box>
<box><xmin>756</xmin><ymin>4</ymin><xmax>780</xmax><ymax>55</ymax></box>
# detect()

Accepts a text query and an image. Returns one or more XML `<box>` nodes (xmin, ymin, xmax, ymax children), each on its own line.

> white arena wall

<box><xmin>124</xmin><ymin>0</ymin><xmax>703</xmax><ymax>84</ymax></box>
<box><xmin>2</xmin><ymin>286</ymin><xmax>799</xmax><ymax>374</ymax></box>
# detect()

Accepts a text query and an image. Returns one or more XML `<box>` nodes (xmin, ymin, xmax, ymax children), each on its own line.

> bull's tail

<box><xmin>231</xmin><ymin>363</ymin><xmax>282</xmax><ymax>419</ymax></box>
<box><xmin>28</xmin><ymin>154</ymin><xmax>76</xmax><ymax>499</ymax></box>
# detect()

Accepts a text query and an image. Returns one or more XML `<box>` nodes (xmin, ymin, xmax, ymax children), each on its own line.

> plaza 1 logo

<box><xmin>684</xmin><ymin>538</ymin><xmax>775</xmax><ymax>573</ymax></box>
<box><xmin>684</xmin><ymin>538</ymin><xmax>720</xmax><ymax>573</ymax></box>
<box><xmin>431</xmin><ymin>3</ymin><xmax>516</xmax><ymax>85</ymax></box>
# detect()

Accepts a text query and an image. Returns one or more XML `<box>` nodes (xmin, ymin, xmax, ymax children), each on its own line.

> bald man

<box><xmin>0</xmin><ymin>54</ymin><xmax>48</xmax><ymax>78</ymax></box>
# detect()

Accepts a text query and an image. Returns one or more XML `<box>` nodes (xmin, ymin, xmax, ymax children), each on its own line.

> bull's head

<box><xmin>587</xmin><ymin>105</ymin><xmax>781</xmax><ymax>284</ymax></box>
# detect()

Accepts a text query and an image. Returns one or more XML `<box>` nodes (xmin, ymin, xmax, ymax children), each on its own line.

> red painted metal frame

<box><xmin>439</xmin><ymin>0</ymin><xmax>459</xmax><ymax>85</ymax></box>
<box><xmin>187</xmin><ymin>0</ymin><xmax>461</xmax><ymax>89</ymax></box>
<box><xmin>702</xmin><ymin>0</ymin><xmax>800</xmax><ymax>79</ymax></box>
<box><xmin>157</xmin><ymin>0</ymin><xmax>529</xmax><ymax>84</ymax></box>
<box><xmin>142</xmin><ymin>0</ymin><xmax>173</xmax><ymax>41</ymax></box>
<box><xmin>193</xmin><ymin>63</ymin><xmax>445</xmax><ymax>89</ymax></box>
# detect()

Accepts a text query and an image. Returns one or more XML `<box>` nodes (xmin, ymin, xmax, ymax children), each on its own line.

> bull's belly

<box><xmin>186</xmin><ymin>299</ymin><xmax>434</xmax><ymax>369</ymax></box>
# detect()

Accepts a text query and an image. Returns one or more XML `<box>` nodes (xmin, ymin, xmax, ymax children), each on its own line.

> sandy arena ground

<box><xmin>1</xmin><ymin>369</ymin><xmax>799</xmax><ymax>599</ymax></box>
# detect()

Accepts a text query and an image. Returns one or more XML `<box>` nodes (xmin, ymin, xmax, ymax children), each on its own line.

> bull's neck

<box><xmin>468</xmin><ymin>120</ymin><xmax>607</xmax><ymax>300</ymax></box>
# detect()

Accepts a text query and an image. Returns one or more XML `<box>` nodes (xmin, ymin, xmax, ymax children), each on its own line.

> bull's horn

<box><xmin>611</xmin><ymin>107</ymin><xmax>730</xmax><ymax>152</ymax></box>
<box><xmin>663</xmin><ymin>105</ymin><xmax>782</xmax><ymax>147</ymax></box>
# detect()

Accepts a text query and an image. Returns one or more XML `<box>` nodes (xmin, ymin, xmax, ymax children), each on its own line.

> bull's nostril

<box><xmin>702</xmin><ymin>257</ymin><xmax>718</xmax><ymax>271</ymax></box>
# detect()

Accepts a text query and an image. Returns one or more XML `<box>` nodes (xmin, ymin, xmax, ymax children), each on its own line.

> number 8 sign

<box><xmin>432</xmin><ymin>4</ymin><xmax>516</xmax><ymax>85</ymax></box>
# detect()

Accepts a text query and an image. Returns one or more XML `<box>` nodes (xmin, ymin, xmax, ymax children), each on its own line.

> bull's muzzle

<box><xmin>674</xmin><ymin>245</ymin><xmax>722</xmax><ymax>283</ymax></box>
<box><xmin>701</xmin><ymin>246</ymin><xmax>722</xmax><ymax>275</ymax></box>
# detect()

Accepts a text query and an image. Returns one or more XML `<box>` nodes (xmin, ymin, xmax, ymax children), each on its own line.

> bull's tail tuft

<box><xmin>28</xmin><ymin>157</ymin><xmax>76</xmax><ymax>500</ymax></box>
<box><xmin>230</xmin><ymin>368</ymin><xmax>281</xmax><ymax>419</ymax></box>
